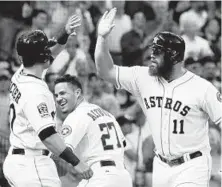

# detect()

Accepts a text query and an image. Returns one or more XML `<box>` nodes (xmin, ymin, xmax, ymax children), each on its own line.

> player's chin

<box><xmin>58</xmin><ymin>105</ymin><xmax>68</xmax><ymax>113</ymax></box>
<box><xmin>148</xmin><ymin>66</ymin><xmax>158</xmax><ymax>76</ymax></box>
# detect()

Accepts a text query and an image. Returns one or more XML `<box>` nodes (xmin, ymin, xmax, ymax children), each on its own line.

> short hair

<box><xmin>32</xmin><ymin>9</ymin><xmax>48</xmax><ymax>19</ymax></box>
<box><xmin>55</xmin><ymin>74</ymin><xmax>83</xmax><ymax>92</ymax></box>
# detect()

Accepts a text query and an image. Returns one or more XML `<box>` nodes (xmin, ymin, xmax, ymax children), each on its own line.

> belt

<box><xmin>158</xmin><ymin>151</ymin><xmax>202</xmax><ymax>166</ymax></box>
<box><xmin>12</xmin><ymin>148</ymin><xmax>50</xmax><ymax>156</ymax></box>
<box><xmin>100</xmin><ymin>160</ymin><xmax>116</xmax><ymax>167</ymax></box>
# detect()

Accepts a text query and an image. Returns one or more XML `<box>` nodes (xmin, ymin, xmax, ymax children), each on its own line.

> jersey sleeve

<box><xmin>23</xmin><ymin>95</ymin><xmax>55</xmax><ymax>135</ymax></box>
<box><xmin>115</xmin><ymin>65</ymin><xmax>142</xmax><ymax>97</ymax></box>
<box><xmin>62</xmin><ymin>114</ymin><xmax>89</xmax><ymax>151</ymax></box>
<box><xmin>202</xmin><ymin>83</ymin><xmax>222</xmax><ymax>124</ymax></box>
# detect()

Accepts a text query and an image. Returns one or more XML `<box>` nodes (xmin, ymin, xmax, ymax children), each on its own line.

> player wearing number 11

<box><xmin>54</xmin><ymin>74</ymin><xmax>132</xmax><ymax>187</ymax></box>
<box><xmin>95</xmin><ymin>8</ymin><xmax>222</xmax><ymax>187</ymax></box>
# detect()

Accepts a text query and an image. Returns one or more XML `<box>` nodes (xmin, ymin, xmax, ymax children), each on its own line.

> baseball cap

<box><xmin>116</xmin><ymin>115</ymin><xmax>136</xmax><ymax>126</ymax></box>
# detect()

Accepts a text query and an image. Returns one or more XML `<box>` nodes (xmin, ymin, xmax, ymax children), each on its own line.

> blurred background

<box><xmin>0</xmin><ymin>1</ymin><xmax>221</xmax><ymax>187</ymax></box>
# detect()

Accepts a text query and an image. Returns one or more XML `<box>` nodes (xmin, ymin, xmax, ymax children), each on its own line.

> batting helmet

<box><xmin>16</xmin><ymin>30</ymin><xmax>56</xmax><ymax>67</ymax></box>
<box><xmin>151</xmin><ymin>31</ymin><xmax>185</xmax><ymax>63</ymax></box>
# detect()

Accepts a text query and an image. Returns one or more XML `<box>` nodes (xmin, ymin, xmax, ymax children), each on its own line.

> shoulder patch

<box><xmin>37</xmin><ymin>102</ymin><xmax>50</xmax><ymax>118</ymax></box>
<box><xmin>61</xmin><ymin>125</ymin><xmax>72</xmax><ymax>137</ymax></box>
<box><xmin>216</xmin><ymin>92</ymin><xmax>222</xmax><ymax>102</ymax></box>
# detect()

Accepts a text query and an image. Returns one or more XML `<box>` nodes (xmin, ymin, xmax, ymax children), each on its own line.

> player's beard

<box><xmin>149</xmin><ymin>55</ymin><xmax>174</xmax><ymax>80</ymax></box>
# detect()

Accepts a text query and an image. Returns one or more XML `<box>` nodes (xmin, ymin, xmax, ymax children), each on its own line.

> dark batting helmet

<box><xmin>151</xmin><ymin>31</ymin><xmax>185</xmax><ymax>64</ymax></box>
<box><xmin>16</xmin><ymin>30</ymin><xmax>56</xmax><ymax>67</ymax></box>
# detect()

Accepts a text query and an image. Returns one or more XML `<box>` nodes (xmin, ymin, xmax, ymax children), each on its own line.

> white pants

<box><xmin>3</xmin><ymin>154</ymin><xmax>61</xmax><ymax>187</ymax></box>
<box><xmin>78</xmin><ymin>161</ymin><xmax>133</xmax><ymax>187</ymax></box>
<box><xmin>153</xmin><ymin>154</ymin><xmax>212</xmax><ymax>187</ymax></box>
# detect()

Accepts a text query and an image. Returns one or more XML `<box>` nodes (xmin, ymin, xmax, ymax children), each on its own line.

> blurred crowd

<box><xmin>0</xmin><ymin>1</ymin><xmax>221</xmax><ymax>187</ymax></box>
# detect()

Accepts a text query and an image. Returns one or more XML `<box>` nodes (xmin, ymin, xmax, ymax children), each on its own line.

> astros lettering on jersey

<box><xmin>115</xmin><ymin>65</ymin><xmax>222</xmax><ymax>159</ymax></box>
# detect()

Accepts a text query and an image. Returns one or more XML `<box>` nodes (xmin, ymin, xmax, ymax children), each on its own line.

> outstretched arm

<box><xmin>94</xmin><ymin>8</ymin><xmax>117</xmax><ymax>85</ymax></box>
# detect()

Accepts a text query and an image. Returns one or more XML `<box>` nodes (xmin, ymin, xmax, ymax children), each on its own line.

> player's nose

<box><xmin>55</xmin><ymin>95</ymin><xmax>62</xmax><ymax>104</ymax></box>
<box><xmin>150</xmin><ymin>53</ymin><xmax>155</xmax><ymax>61</ymax></box>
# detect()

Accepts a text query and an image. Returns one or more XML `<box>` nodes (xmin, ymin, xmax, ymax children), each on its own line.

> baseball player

<box><xmin>94</xmin><ymin>8</ymin><xmax>222</xmax><ymax>187</ymax></box>
<box><xmin>54</xmin><ymin>74</ymin><xmax>133</xmax><ymax>187</ymax></box>
<box><xmin>3</xmin><ymin>15</ymin><xmax>93</xmax><ymax>187</ymax></box>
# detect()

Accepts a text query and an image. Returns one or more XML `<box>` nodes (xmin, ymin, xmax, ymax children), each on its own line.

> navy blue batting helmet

<box><xmin>151</xmin><ymin>31</ymin><xmax>185</xmax><ymax>63</ymax></box>
<box><xmin>16</xmin><ymin>30</ymin><xmax>56</xmax><ymax>67</ymax></box>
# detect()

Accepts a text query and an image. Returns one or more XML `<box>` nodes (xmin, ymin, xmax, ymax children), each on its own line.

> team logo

<box><xmin>216</xmin><ymin>92</ymin><xmax>222</xmax><ymax>102</ymax></box>
<box><xmin>37</xmin><ymin>102</ymin><xmax>50</xmax><ymax>118</ymax></box>
<box><xmin>61</xmin><ymin>125</ymin><xmax>72</xmax><ymax>137</ymax></box>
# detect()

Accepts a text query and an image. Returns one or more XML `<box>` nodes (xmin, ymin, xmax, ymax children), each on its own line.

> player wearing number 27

<box><xmin>3</xmin><ymin>15</ymin><xmax>93</xmax><ymax>187</ymax></box>
<box><xmin>54</xmin><ymin>74</ymin><xmax>132</xmax><ymax>187</ymax></box>
<box><xmin>95</xmin><ymin>8</ymin><xmax>222</xmax><ymax>187</ymax></box>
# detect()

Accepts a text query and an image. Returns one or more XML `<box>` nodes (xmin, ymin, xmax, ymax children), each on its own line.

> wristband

<box><xmin>57</xmin><ymin>27</ymin><xmax>69</xmax><ymax>45</ymax></box>
<box><xmin>59</xmin><ymin>147</ymin><xmax>80</xmax><ymax>166</ymax></box>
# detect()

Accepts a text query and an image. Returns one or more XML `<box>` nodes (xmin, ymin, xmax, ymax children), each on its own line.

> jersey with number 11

<box><xmin>116</xmin><ymin>66</ymin><xmax>222</xmax><ymax>159</ymax></box>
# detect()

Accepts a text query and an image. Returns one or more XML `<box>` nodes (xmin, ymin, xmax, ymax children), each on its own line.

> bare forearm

<box><xmin>95</xmin><ymin>36</ymin><xmax>115</xmax><ymax>79</ymax></box>
<box><xmin>43</xmin><ymin>133</ymin><xmax>80</xmax><ymax>167</ymax></box>
<box><xmin>43</xmin><ymin>133</ymin><xmax>66</xmax><ymax>156</ymax></box>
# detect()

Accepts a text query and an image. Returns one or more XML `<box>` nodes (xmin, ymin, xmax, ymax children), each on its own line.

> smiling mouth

<box><xmin>59</xmin><ymin>100</ymin><xmax>67</xmax><ymax>107</ymax></box>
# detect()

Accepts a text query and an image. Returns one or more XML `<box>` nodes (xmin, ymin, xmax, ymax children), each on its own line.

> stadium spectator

<box><xmin>179</xmin><ymin>1</ymin><xmax>208</xmax><ymax>32</ymax></box>
<box><xmin>87</xmin><ymin>73</ymin><xmax>120</xmax><ymax>117</ymax></box>
<box><xmin>0</xmin><ymin>69</ymin><xmax>11</xmax><ymax>187</ymax></box>
<box><xmin>107</xmin><ymin>0</ymin><xmax>132</xmax><ymax>65</ymax></box>
<box><xmin>201</xmin><ymin>57</ymin><xmax>221</xmax><ymax>91</ymax></box>
<box><xmin>184</xmin><ymin>57</ymin><xmax>203</xmax><ymax>77</ymax></box>
<box><xmin>88</xmin><ymin>1</ymin><xmax>108</xmax><ymax>60</ymax></box>
<box><xmin>124</xmin><ymin>1</ymin><xmax>155</xmax><ymax>21</ymax></box>
<box><xmin>50</xmin><ymin>37</ymin><xmax>87</xmax><ymax>76</ymax></box>
<box><xmin>168</xmin><ymin>1</ymin><xmax>190</xmax><ymax>24</ymax></box>
<box><xmin>0</xmin><ymin>2</ymin><xmax>33</xmax><ymax>60</ymax></box>
<box><xmin>201</xmin><ymin>18</ymin><xmax>221</xmax><ymax>61</ymax></box>
<box><xmin>181</xmin><ymin>19</ymin><xmax>213</xmax><ymax>61</ymax></box>
<box><xmin>116</xmin><ymin>89</ymin><xmax>135</xmax><ymax>117</ymax></box>
<box><xmin>121</xmin><ymin>11</ymin><xmax>146</xmax><ymax>66</ymax></box>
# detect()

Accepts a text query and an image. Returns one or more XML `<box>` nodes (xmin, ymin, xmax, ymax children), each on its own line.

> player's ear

<box><xmin>75</xmin><ymin>88</ymin><xmax>81</xmax><ymax>98</ymax></box>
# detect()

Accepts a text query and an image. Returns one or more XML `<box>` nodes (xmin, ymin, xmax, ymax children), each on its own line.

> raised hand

<box><xmin>97</xmin><ymin>8</ymin><xmax>117</xmax><ymax>38</ymax></box>
<box><xmin>65</xmin><ymin>15</ymin><xmax>81</xmax><ymax>36</ymax></box>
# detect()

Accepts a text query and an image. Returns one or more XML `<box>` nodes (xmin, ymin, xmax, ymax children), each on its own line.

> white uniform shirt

<box><xmin>115</xmin><ymin>66</ymin><xmax>222</xmax><ymax>159</ymax></box>
<box><xmin>9</xmin><ymin>68</ymin><xmax>56</xmax><ymax>150</ymax></box>
<box><xmin>61</xmin><ymin>101</ymin><xmax>125</xmax><ymax>166</ymax></box>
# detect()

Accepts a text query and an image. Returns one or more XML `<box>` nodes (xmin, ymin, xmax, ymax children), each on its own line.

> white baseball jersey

<box><xmin>61</xmin><ymin>101</ymin><xmax>125</xmax><ymax>166</ymax></box>
<box><xmin>115</xmin><ymin>66</ymin><xmax>222</xmax><ymax>159</ymax></box>
<box><xmin>9</xmin><ymin>67</ymin><xmax>56</xmax><ymax>150</ymax></box>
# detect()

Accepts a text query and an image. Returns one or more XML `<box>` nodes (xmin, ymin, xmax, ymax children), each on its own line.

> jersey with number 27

<box><xmin>61</xmin><ymin>101</ymin><xmax>125</xmax><ymax>166</ymax></box>
<box><xmin>9</xmin><ymin>68</ymin><xmax>56</xmax><ymax>150</ymax></box>
<box><xmin>115</xmin><ymin>66</ymin><xmax>222</xmax><ymax>159</ymax></box>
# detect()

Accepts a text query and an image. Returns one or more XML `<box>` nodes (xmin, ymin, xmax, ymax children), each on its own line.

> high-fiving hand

<box><xmin>65</xmin><ymin>15</ymin><xmax>81</xmax><ymax>36</ymax></box>
<box><xmin>97</xmin><ymin>8</ymin><xmax>117</xmax><ymax>38</ymax></box>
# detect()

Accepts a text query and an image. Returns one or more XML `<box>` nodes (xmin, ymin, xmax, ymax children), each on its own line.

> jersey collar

<box><xmin>20</xmin><ymin>69</ymin><xmax>42</xmax><ymax>80</ymax></box>
<box><xmin>159</xmin><ymin>70</ymin><xmax>195</xmax><ymax>87</ymax></box>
